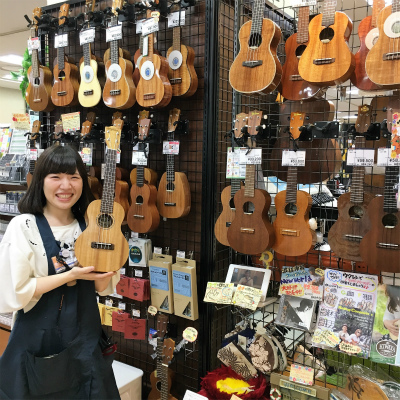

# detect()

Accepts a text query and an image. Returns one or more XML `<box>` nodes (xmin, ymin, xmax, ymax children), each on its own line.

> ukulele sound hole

<box><xmin>34</xmin><ymin>77</ymin><xmax>41</xmax><ymax>86</ymax></box>
<box><xmin>97</xmin><ymin>213</ymin><xmax>114</xmax><ymax>229</ymax></box>
<box><xmin>382</xmin><ymin>213</ymin><xmax>398</xmax><ymax>228</ymax></box>
<box><xmin>248</xmin><ymin>33</ymin><xmax>262</xmax><ymax>49</ymax></box>
<box><xmin>136</xmin><ymin>195</ymin><xmax>144</xmax><ymax>205</ymax></box>
<box><xmin>392</xmin><ymin>21</ymin><xmax>400</xmax><ymax>34</ymax></box>
<box><xmin>295</xmin><ymin>44</ymin><xmax>307</xmax><ymax>58</ymax></box>
<box><xmin>285</xmin><ymin>203</ymin><xmax>297</xmax><ymax>216</ymax></box>
<box><xmin>319</xmin><ymin>27</ymin><xmax>335</xmax><ymax>43</ymax></box>
<box><xmin>58</xmin><ymin>70</ymin><xmax>66</xmax><ymax>81</ymax></box>
<box><xmin>229</xmin><ymin>197</ymin><xmax>235</xmax><ymax>210</ymax></box>
<box><xmin>166</xmin><ymin>182</ymin><xmax>175</xmax><ymax>191</ymax></box>
<box><xmin>156</xmin><ymin>381</ymin><xmax>161</xmax><ymax>391</ymax></box>
<box><xmin>243</xmin><ymin>201</ymin><xmax>254</xmax><ymax>215</ymax></box>
<box><xmin>349</xmin><ymin>205</ymin><xmax>364</xmax><ymax>220</ymax></box>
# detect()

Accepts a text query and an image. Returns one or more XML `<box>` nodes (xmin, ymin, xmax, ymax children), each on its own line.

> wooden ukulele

<box><xmin>78</xmin><ymin>0</ymin><xmax>103</xmax><ymax>107</ymax></box>
<box><xmin>298</xmin><ymin>0</ymin><xmax>355</xmax><ymax>86</ymax></box>
<box><xmin>103</xmin><ymin>0</ymin><xmax>136</xmax><ymax>109</ymax></box>
<box><xmin>88</xmin><ymin>165</ymin><xmax>103</xmax><ymax>199</ymax></box>
<box><xmin>127</xmin><ymin>117</ymin><xmax>160</xmax><ymax>233</ymax></box>
<box><xmin>214</xmin><ymin>113</ymin><xmax>247</xmax><ymax>247</ymax></box>
<box><xmin>157</xmin><ymin>109</ymin><xmax>191</xmax><ymax>219</ymax></box>
<box><xmin>328</xmin><ymin>115</ymin><xmax>374</xmax><ymax>261</ymax></box>
<box><xmin>227</xmin><ymin>111</ymin><xmax>275</xmax><ymax>255</ymax></box>
<box><xmin>281</xmin><ymin>1</ymin><xmax>325</xmax><ymax>101</ymax></box>
<box><xmin>350</xmin><ymin>0</ymin><xmax>385</xmax><ymax>91</ymax></box>
<box><xmin>166</xmin><ymin>25</ymin><xmax>198</xmax><ymax>97</ymax></box>
<box><xmin>26</xmin><ymin>120</ymin><xmax>41</xmax><ymax>187</ymax></box>
<box><xmin>25</xmin><ymin>7</ymin><xmax>54</xmax><ymax>112</ymax></box>
<box><xmin>53</xmin><ymin>120</ymin><xmax>64</xmax><ymax>142</ymax></box>
<box><xmin>269</xmin><ymin>99</ymin><xmax>341</xmax><ymax>184</ymax></box>
<box><xmin>365</xmin><ymin>0</ymin><xmax>400</xmax><ymax>88</ymax></box>
<box><xmin>75</xmin><ymin>125</ymin><xmax>129</xmax><ymax>272</ymax></box>
<box><xmin>272</xmin><ymin>112</ymin><xmax>315</xmax><ymax>257</ymax></box>
<box><xmin>80</xmin><ymin>111</ymin><xmax>96</xmax><ymax>140</ymax></box>
<box><xmin>50</xmin><ymin>3</ymin><xmax>80</xmax><ymax>107</ymax></box>
<box><xmin>136</xmin><ymin>10</ymin><xmax>172</xmax><ymax>108</ymax></box>
<box><xmin>148</xmin><ymin>315</ymin><xmax>177</xmax><ymax>400</ymax></box>
<box><xmin>229</xmin><ymin>0</ymin><xmax>282</xmax><ymax>94</ymax></box>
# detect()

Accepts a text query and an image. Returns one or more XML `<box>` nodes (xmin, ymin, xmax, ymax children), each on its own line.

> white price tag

<box><xmin>131</xmin><ymin>151</ymin><xmax>148</xmax><ymax>166</ymax></box>
<box><xmin>282</xmin><ymin>149</ymin><xmax>306</xmax><ymax>167</ymax></box>
<box><xmin>101</xmin><ymin>163</ymin><xmax>106</xmax><ymax>179</ymax></box>
<box><xmin>154</xmin><ymin>247</ymin><xmax>162</xmax><ymax>254</ymax></box>
<box><xmin>135</xmin><ymin>269</ymin><xmax>143</xmax><ymax>277</ymax></box>
<box><xmin>80</xmin><ymin>147</ymin><xmax>92</xmax><ymax>165</ymax></box>
<box><xmin>54</xmin><ymin>33</ymin><xmax>68</xmax><ymax>48</ymax></box>
<box><xmin>27</xmin><ymin>37</ymin><xmax>41</xmax><ymax>55</ymax></box>
<box><xmin>239</xmin><ymin>148</ymin><xmax>262</xmax><ymax>165</ymax></box>
<box><xmin>29</xmin><ymin>149</ymin><xmax>38</xmax><ymax>161</ymax></box>
<box><xmin>162</xmin><ymin>141</ymin><xmax>180</xmax><ymax>155</ymax></box>
<box><xmin>132</xmin><ymin>309</ymin><xmax>140</xmax><ymax>317</ymax></box>
<box><xmin>167</xmin><ymin>10</ymin><xmax>186</xmax><ymax>28</ymax></box>
<box><xmin>118</xmin><ymin>302</ymin><xmax>126</xmax><ymax>310</ymax></box>
<box><xmin>176</xmin><ymin>250</ymin><xmax>185</xmax><ymax>259</ymax></box>
<box><xmin>347</xmin><ymin>148</ymin><xmax>375</xmax><ymax>166</ymax></box>
<box><xmin>105</xmin><ymin>299</ymin><xmax>113</xmax><ymax>307</ymax></box>
<box><xmin>131</xmin><ymin>231</ymin><xmax>139</xmax><ymax>238</ymax></box>
<box><xmin>141</xmin><ymin>18</ymin><xmax>159</xmax><ymax>35</ymax></box>
<box><xmin>106</xmin><ymin>24</ymin><xmax>122</xmax><ymax>43</ymax></box>
<box><xmin>377</xmin><ymin>148</ymin><xmax>400</xmax><ymax>166</ymax></box>
<box><xmin>120</xmin><ymin>268</ymin><xmax>126</xmax><ymax>275</ymax></box>
<box><xmin>183</xmin><ymin>390</ymin><xmax>208</xmax><ymax>400</ymax></box>
<box><xmin>136</xmin><ymin>19</ymin><xmax>145</xmax><ymax>34</ymax></box>
<box><xmin>111</xmin><ymin>292</ymin><xmax>123</xmax><ymax>299</ymax></box>
<box><xmin>79</xmin><ymin>28</ymin><xmax>95</xmax><ymax>45</ymax></box>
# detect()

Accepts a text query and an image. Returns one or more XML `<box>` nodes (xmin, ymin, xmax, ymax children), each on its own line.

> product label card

<box><xmin>149</xmin><ymin>266</ymin><xmax>169</xmax><ymax>291</ymax></box>
<box><xmin>106</xmin><ymin>24</ymin><xmax>122</xmax><ymax>42</ymax></box>
<box><xmin>377</xmin><ymin>148</ymin><xmax>400</xmax><ymax>166</ymax></box>
<box><xmin>226</xmin><ymin>147</ymin><xmax>246</xmax><ymax>179</ymax></box>
<box><xmin>27</xmin><ymin>37</ymin><xmax>41</xmax><ymax>54</ymax></box>
<box><xmin>239</xmin><ymin>147</ymin><xmax>262</xmax><ymax>165</ymax></box>
<box><xmin>141</xmin><ymin>17</ymin><xmax>159</xmax><ymax>35</ymax></box>
<box><xmin>282</xmin><ymin>149</ymin><xmax>306</xmax><ymax>167</ymax></box>
<box><xmin>54</xmin><ymin>33</ymin><xmax>68</xmax><ymax>48</ymax></box>
<box><xmin>203</xmin><ymin>282</ymin><xmax>234</xmax><ymax>304</ymax></box>
<box><xmin>79</xmin><ymin>28</ymin><xmax>95</xmax><ymax>45</ymax></box>
<box><xmin>162</xmin><ymin>140</ymin><xmax>180</xmax><ymax>155</ymax></box>
<box><xmin>131</xmin><ymin>150</ymin><xmax>148</xmax><ymax>166</ymax></box>
<box><xmin>289</xmin><ymin>364</ymin><xmax>314</xmax><ymax>386</ymax></box>
<box><xmin>172</xmin><ymin>270</ymin><xmax>191</xmax><ymax>297</ymax></box>
<box><xmin>347</xmin><ymin>148</ymin><xmax>375</xmax><ymax>166</ymax></box>
<box><xmin>167</xmin><ymin>10</ymin><xmax>185</xmax><ymax>28</ymax></box>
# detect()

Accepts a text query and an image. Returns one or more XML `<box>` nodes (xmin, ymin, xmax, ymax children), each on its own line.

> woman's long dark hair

<box><xmin>386</xmin><ymin>285</ymin><xmax>400</xmax><ymax>314</ymax></box>
<box><xmin>18</xmin><ymin>144</ymin><xmax>93</xmax><ymax>217</ymax></box>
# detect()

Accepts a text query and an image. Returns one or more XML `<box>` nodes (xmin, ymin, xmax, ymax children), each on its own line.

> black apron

<box><xmin>0</xmin><ymin>214</ymin><xmax>120</xmax><ymax>399</ymax></box>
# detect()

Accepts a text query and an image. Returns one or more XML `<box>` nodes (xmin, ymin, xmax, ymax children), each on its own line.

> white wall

<box><xmin>0</xmin><ymin>87</ymin><xmax>26</xmax><ymax>125</ymax></box>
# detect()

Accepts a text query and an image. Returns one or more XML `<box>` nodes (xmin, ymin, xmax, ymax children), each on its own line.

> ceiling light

<box><xmin>0</xmin><ymin>55</ymin><xmax>24</xmax><ymax>66</ymax></box>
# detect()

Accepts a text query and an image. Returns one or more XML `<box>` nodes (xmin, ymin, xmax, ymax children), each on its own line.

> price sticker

<box><xmin>54</xmin><ymin>33</ymin><xmax>68</xmax><ymax>48</ymax></box>
<box><xmin>167</xmin><ymin>10</ymin><xmax>186</xmax><ymax>28</ymax></box>
<box><xmin>132</xmin><ymin>151</ymin><xmax>148</xmax><ymax>166</ymax></box>
<box><xmin>183</xmin><ymin>327</ymin><xmax>198</xmax><ymax>342</ymax></box>
<box><xmin>27</xmin><ymin>37</ymin><xmax>41</xmax><ymax>54</ymax></box>
<box><xmin>347</xmin><ymin>148</ymin><xmax>374</xmax><ymax>166</ymax></box>
<box><xmin>377</xmin><ymin>148</ymin><xmax>400</xmax><ymax>166</ymax></box>
<box><xmin>80</xmin><ymin>147</ymin><xmax>92</xmax><ymax>165</ymax></box>
<box><xmin>118</xmin><ymin>302</ymin><xmax>126</xmax><ymax>310</ymax></box>
<box><xmin>154</xmin><ymin>247</ymin><xmax>162</xmax><ymax>255</ymax></box>
<box><xmin>132</xmin><ymin>308</ymin><xmax>140</xmax><ymax>317</ymax></box>
<box><xmin>28</xmin><ymin>148</ymin><xmax>38</xmax><ymax>161</ymax></box>
<box><xmin>79</xmin><ymin>28</ymin><xmax>95</xmax><ymax>45</ymax></box>
<box><xmin>148</xmin><ymin>305</ymin><xmax>157</xmax><ymax>316</ymax></box>
<box><xmin>105</xmin><ymin>299</ymin><xmax>113</xmax><ymax>307</ymax></box>
<box><xmin>141</xmin><ymin>17</ymin><xmax>159</xmax><ymax>35</ymax></box>
<box><xmin>120</xmin><ymin>268</ymin><xmax>126</xmax><ymax>275</ymax></box>
<box><xmin>136</xmin><ymin>19</ymin><xmax>145</xmax><ymax>34</ymax></box>
<box><xmin>162</xmin><ymin>140</ymin><xmax>180</xmax><ymax>155</ymax></box>
<box><xmin>176</xmin><ymin>250</ymin><xmax>186</xmax><ymax>259</ymax></box>
<box><xmin>106</xmin><ymin>24</ymin><xmax>122</xmax><ymax>43</ymax></box>
<box><xmin>282</xmin><ymin>149</ymin><xmax>306</xmax><ymax>166</ymax></box>
<box><xmin>239</xmin><ymin>148</ymin><xmax>262</xmax><ymax>165</ymax></box>
<box><xmin>131</xmin><ymin>231</ymin><xmax>139</xmax><ymax>238</ymax></box>
<box><xmin>135</xmin><ymin>269</ymin><xmax>143</xmax><ymax>277</ymax></box>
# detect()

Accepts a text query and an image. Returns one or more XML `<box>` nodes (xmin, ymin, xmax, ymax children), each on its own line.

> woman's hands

<box><xmin>384</xmin><ymin>319</ymin><xmax>400</xmax><ymax>338</ymax></box>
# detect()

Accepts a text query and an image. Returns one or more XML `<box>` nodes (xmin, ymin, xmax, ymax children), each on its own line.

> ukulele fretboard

<box><xmin>384</xmin><ymin>166</ymin><xmax>399</xmax><ymax>213</ymax></box>
<box><xmin>321</xmin><ymin>0</ymin><xmax>337</xmax><ymax>27</ymax></box>
<box><xmin>100</xmin><ymin>148</ymin><xmax>117</xmax><ymax>214</ymax></box>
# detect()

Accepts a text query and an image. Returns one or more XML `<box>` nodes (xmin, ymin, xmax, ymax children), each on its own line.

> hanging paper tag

<box><xmin>135</xmin><ymin>269</ymin><xmax>143</xmax><ymax>277</ymax></box>
<box><xmin>239</xmin><ymin>147</ymin><xmax>262</xmax><ymax>165</ymax></box>
<box><xmin>79</xmin><ymin>28</ymin><xmax>95</xmax><ymax>45</ymax></box>
<box><xmin>28</xmin><ymin>148</ymin><xmax>38</xmax><ymax>161</ymax></box>
<box><xmin>55</xmin><ymin>33</ymin><xmax>68</xmax><ymax>48</ymax></box>
<box><xmin>105</xmin><ymin>299</ymin><xmax>113</xmax><ymax>307</ymax></box>
<box><xmin>162</xmin><ymin>141</ymin><xmax>180</xmax><ymax>155</ymax></box>
<box><xmin>80</xmin><ymin>147</ymin><xmax>92</xmax><ymax>165</ymax></box>
<box><xmin>106</xmin><ymin>24</ymin><xmax>122</xmax><ymax>43</ymax></box>
<box><xmin>183</xmin><ymin>391</ymin><xmax>208</xmax><ymax>400</ymax></box>
<box><xmin>289</xmin><ymin>364</ymin><xmax>314</xmax><ymax>386</ymax></box>
<box><xmin>132</xmin><ymin>308</ymin><xmax>140</xmax><ymax>317</ymax></box>
<box><xmin>390</xmin><ymin>111</ymin><xmax>400</xmax><ymax>159</ymax></box>
<box><xmin>148</xmin><ymin>305</ymin><xmax>157</xmax><ymax>316</ymax></box>
<box><xmin>183</xmin><ymin>327</ymin><xmax>198</xmax><ymax>342</ymax></box>
<box><xmin>118</xmin><ymin>302</ymin><xmax>126</xmax><ymax>310</ymax></box>
<box><xmin>377</xmin><ymin>148</ymin><xmax>400</xmax><ymax>166</ymax></box>
<box><xmin>167</xmin><ymin>10</ymin><xmax>186</xmax><ymax>28</ymax></box>
<box><xmin>141</xmin><ymin>18</ymin><xmax>159</xmax><ymax>35</ymax></box>
<box><xmin>176</xmin><ymin>250</ymin><xmax>185</xmax><ymax>259</ymax></box>
<box><xmin>347</xmin><ymin>148</ymin><xmax>374</xmax><ymax>166</ymax></box>
<box><xmin>154</xmin><ymin>247</ymin><xmax>162</xmax><ymax>254</ymax></box>
<box><xmin>136</xmin><ymin>19</ymin><xmax>145</xmax><ymax>34</ymax></box>
<box><xmin>61</xmin><ymin>112</ymin><xmax>80</xmax><ymax>133</ymax></box>
<box><xmin>27</xmin><ymin>37</ymin><xmax>41</xmax><ymax>54</ymax></box>
<box><xmin>226</xmin><ymin>147</ymin><xmax>246</xmax><ymax>179</ymax></box>
<box><xmin>132</xmin><ymin>151</ymin><xmax>148</xmax><ymax>166</ymax></box>
<box><xmin>282</xmin><ymin>149</ymin><xmax>306</xmax><ymax>167</ymax></box>
<box><xmin>131</xmin><ymin>231</ymin><xmax>139</xmax><ymax>238</ymax></box>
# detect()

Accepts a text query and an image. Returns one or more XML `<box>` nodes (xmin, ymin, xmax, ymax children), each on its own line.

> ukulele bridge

<box><xmin>376</xmin><ymin>242</ymin><xmax>399</xmax><ymax>249</ymax></box>
<box><xmin>33</xmin><ymin>99</ymin><xmax>42</xmax><ymax>103</ymax></box>
<box><xmin>144</xmin><ymin>93</ymin><xmax>156</xmax><ymax>100</ymax></box>
<box><xmin>133</xmin><ymin>215</ymin><xmax>145</xmax><ymax>219</ymax></box>
<box><xmin>343</xmin><ymin>234</ymin><xmax>363</xmax><ymax>242</ymax></box>
<box><xmin>110</xmin><ymin>90</ymin><xmax>121</xmax><ymax>96</ymax></box>
<box><xmin>84</xmin><ymin>90</ymin><xmax>94</xmax><ymax>96</ymax></box>
<box><xmin>57</xmin><ymin>91</ymin><xmax>67</xmax><ymax>96</ymax></box>
<box><xmin>240</xmin><ymin>228</ymin><xmax>255</xmax><ymax>234</ymax></box>
<box><xmin>383</xmin><ymin>52</ymin><xmax>400</xmax><ymax>61</ymax></box>
<box><xmin>170</xmin><ymin>78</ymin><xmax>182</xmax><ymax>84</ymax></box>
<box><xmin>242</xmin><ymin>60</ymin><xmax>263</xmax><ymax>68</ymax></box>
<box><xmin>164</xmin><ymin>202</ymin><xmax>176</xmax><ymax>207</ymax></box>
<box><xmin>290</xmin><ymin>75</ymin><xmax>302</xmax><ymax>81</ymax></box>
<box><xmin>280</xmin><ymin>228</ymin><xmax>300</xmax><ymax>237</ymax></box>
<box><xmin>313</xmin><ymin>58</ymin><xmax>335</xmax><ymax>65</ymax></box>
<box><xmin>91</xmin><ymin>242</ymin><xmax>115</xmax><ymax>250</ymax></box>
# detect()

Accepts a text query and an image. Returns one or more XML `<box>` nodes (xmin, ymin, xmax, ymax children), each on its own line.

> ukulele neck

<box><xmin>172</xmin><ymin>26</ymin><xmax>181</xmax><ymax>51</ymax></box>
<box><xmin>350</xmin><ymin>136</ymin><xmax>366</xmax><ymax>204</ymax></box>
<box><xmin>371</xmin><ymin>0</ymin><xmax>385</xmax><ymax>28</ymax></box>
<box><xmin>250</xmin><ymin>0</ymin><xmax>264</xmax><ymax>37</ymax></box>
<box><xmin>110</xmin><ymin>15</ymin><xmax>119</xmax><ymax>65</ymax></box>
<box><xmin>100</xmin><ymin>149</ymin><xmax>117</xmax><ymax>214</ymax></box>
<box><xmin>297</xmin><ymin>6</ymin><xmax>310</xmax><ymax>44</ymax></box>
<box><xmin>383</xmin><ymin>166</ymin><xmax>399</xmax><ymax>214</ymax></box>
<box><xmin>83</xmin><ymin>42</ymin><xmax>91</xmax><ymax>66</ymax></box>
<box><xmin>322</xmin><ymin>0</ymin><xmax>337</xmax><ymax>27</ymax></box>
<box><xmin>244</xmin><ymin>164</ymin><xmax>256</xmax><ymax>198</ymax></box>
<box><xmin>231</xmin><ymin>178</ymin><xmax>241</xmax><ymax>198</ymax></box>
<box><xmin>285</xmin><ymin>166</ymin><xmax>298</xmax><ymax>204</ymax></box>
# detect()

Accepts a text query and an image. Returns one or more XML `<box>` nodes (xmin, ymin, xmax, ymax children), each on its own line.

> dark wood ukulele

<box><xmin>227</xmin><ymin>111</ymin><xmax>275</xmax><ymax>255</ymax></box>
<box><xmin>298</xmin><ymin>0</ymin><xmax>355</xmax><ymax>86</ymax></box>
<box><xmin>229</xmin><ymin>0</ymin><xmax>282</xmax><ymax>94</ymax></box>
<box><xmin>127</xmin><ymin>117</ymin><xmax>160</xmax><ymax>233</ymax></box>
<box><xmin>157</xmin><ymin>109</ymin><xmax>191</xmax><ymax>219</ymax></box>
<box><xmin>50</xmin><ymin>3</ymin><xmax>80</xmax><ymax>107</ymax></box>
<box><xmin>272</xmin><ymin>112</ymin><xmax>315</xmax><ymax>257</ymax></box>
<box><xmin>281</xmin><ymin>1</ymin><xmax>325</xmax><ymax>101</ymax></box>
<box><xmin>25</xmin><ymin>7</ymin><xmax>54</xmax><ymax>112</ymax></box>
<box><xmin>26</xmin><ymin>120</ymin><xmax>41</xmax><ymax>187</ymax></box>
<box><xmin>214</xmin><ymin>112</ymin><xmax>247</xmax><ymax>247</ymax></box>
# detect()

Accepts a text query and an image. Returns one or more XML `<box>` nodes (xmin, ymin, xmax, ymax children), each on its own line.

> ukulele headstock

<box><xmin>138</xmin><ymin>118</ymin><xmax>151</xmax><ymax>141</ymax></box>
<box><xmin>156</xmin><ymin>313</ymin><xmax>169</xmax><ymax>339</ymax></box>
<box><xmin>247</xmin><ymin>110</ymin><xmax>263</xmax><ymax>137</ymax></box>
<box><xmin>112</xmin><ymin>0</ymin><xmax>124</xmax><ymax>16</ymax></box>
<box><xmin>355</xmin><ymin>104</ymin><xmax>372</xmax><ymax>135</ymax></box>
<box><xmin>32</xmin><ymin>7</ymin><xmax>42</xmax><ymax>26</ymax></box>
<box><xmin>105</xmin><ymin>126</ymin><xmax>121</xmax><ymax>151</ymax></box>
<box><xmin>54</xmin><ymin>120</ymin><xmax>64</xmax><ymax>139</ymax></box>
<box><xmin>168</xmin><ymin>108</ymin><xmax>181</xmax><ymax>133</ymax></box>
<box><xmin>113</xmin><ymin>118</ymin><xmax>124</xmax><ymax>132</ymax></box>
<box><xmin>289</xmin><ymin>111</ymin><xmax>306</xmax><ymax>140</ymax></box>
<box><xmin>85</xmin><ymin>0</ymin><xmax>97</xmax><ymax>13</ymax></box>
<box><xmin>233</xmin><ymin>113</ymin><xmax>248</xmax><ymax>139</ymax></box>
<box><xmin>81</xmin><ymin>120</ymin><xmax>93</xmax><ymax>138</ymax></box>
<box><xmin>30</xmin><ymin>120</ymin><xmax>41</xmax><ymax>141</ymax></box>
<box><xmin>162</xmin><ymin>338</ymin><xmax>175</xmax><ymax>366</ymax></box>
<box><xmin>59</xmin><ymin>3</ymin><xmax>70</xmax><ymax>26</ymax></box>
<box><xmin>138</xmin><ymin>110</ymin><xmax>150</xmax><ymax>126</ymax></box>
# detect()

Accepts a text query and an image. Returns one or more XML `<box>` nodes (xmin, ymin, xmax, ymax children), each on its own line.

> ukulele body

<box><xmin>130</xmin><ymin>167</ymin><xmax>158</xmax><ymax>186</ymax></box>
<box><xmin>78</xmin><ymin>58</ymin><xmax>102</xmax><ymax>107</ymax></box>
<box><xmin>359</xmin><ymin>196</ymin><xmax>400</xmax><ymax>272</ymax></box>
<box><xmin>75</xmin><ymin>200</ymin><xmax>129</xmax><ymax>272</ymax></box>
<box><xmin>328</xmin><ymin>192</ymin><xmax>374</xmax><ymax>261</ymax></box>
<box><xmin>26</xmin><ymin>64</ymin><xmax>54</xmax><ymax>112</ymax></box>
<box><xmin>365</xmin><ymin>5</ymin><xmax>400</xmax><ymax>88</ymax></box>
<box><xmin>298</xmin><ymin>12</ymin><xmax>355</xmax><ymax>86</ymax></box>
<box><xmin>272</xmin><ymin>190</ymin><xmax>314</xmax><ymax>257</ymax></box>
<box><xmin>350</xmin><ymin>15</ymin><xmax>382</xmax><ymax>91</ymax></box>
<box><xmin>148</xmin><ymin>369</ymin><xmax>176</xmax><ymax>400</ymax></box>
<box><xmin>103</xmin><ymin>57</ymin><xmax>136</xmax><ymax>109</ymax></box>
<box><xmin>229</xmin><ymin>18</ymin><xmax>282</xmax><ymax>94</ymax></box>
<box><xmin>114</xmin><ymin>180</ymin><xmax>130</xmax><ymax>221</ymax></box>
<box><xmin>166</xmin><ymin>44</ymin><xmax>198</xmax><ymax>97</ymax></box>
<box><xmin>136</xmin><ymin>54</ymin><xmax>172</xmax><ymax>108</ymax></box>
<box><xmin>127</xmin><ymin>183</ymin><xmax>160</xmax><ymax>233</ymax></box>
<box><xmin>227</xmin><ymin>188</ymin><xmax>275</xmax><ymax>255</ymax></box>
<box><xmin>132</xmin><ymin>48</ymin><xmax>161</xmax><ymax>86</ymax></box>
<box><xmin>51</xmin><ymin>59</ymin><xmax>80</xmax><ymax>107</ymax></box>
<box><xmin>215</xmin><ymin>185</ymin><xmax>237</xmax><ymax>247</ymax></box>
<box><xmin>88</xmin><ymin>175</ymin><xmax>102</xmax><ymax>200</ymax></box>
<box><xmin>281</xmin><ymin>32</ymin><xmax>323</xmax><ymax>100</ymax></box>
<box><xmin>157</xmin><ymin>172</ymin><xmax>191</xmax><ymax>219</ymax></box>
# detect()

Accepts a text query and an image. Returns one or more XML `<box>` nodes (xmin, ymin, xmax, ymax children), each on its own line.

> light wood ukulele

<box><xmin>26</xmin><ymin>120</ymin><xmax>41</xmax><ymax>187</ymax></box>
<box><xmin>298</xmin><ymin>0</ymin><xmax>355</xmax><ymax>86</ymax></box>
<box><xmin>75</xmin><ymin>125</ymin><xmax>129</xmax><ymax>272</ymax></box>
<box><xmin>272</xmin><ymin>112</ymin><xmax>315</xmax><ymax>257</ymax></box>
<box><xmin>227</xmin><ymin>111</ymin><xmax>275</xmax><ymax>255</ymax></box>
<box><xmin>229</xmin><ymin>0</ymin><xmax>282</xmax><ymax>94</ymax></box>
<box><xmin>25</xmin><ymin>7</ymin><xmax>54</xmax><ymax>112</ymax></box>
<box><xmin>157</xmin><ymin>109</ymin><xmax>191</xmax><ymax>219</ymax></box>
<box><xmin>214</xmin><ymin>113</ymin><xmax>247</xmax><ymax>247</ymax></box>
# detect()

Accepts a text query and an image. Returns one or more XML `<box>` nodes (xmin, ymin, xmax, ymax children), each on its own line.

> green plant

<box><xmin>10</xmin><ymin>48</ymin><xmax>31</xmax><ymax>99</ymax></box>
